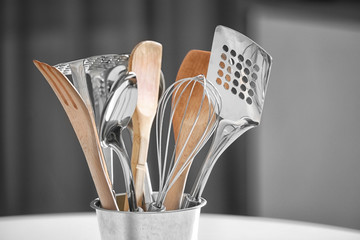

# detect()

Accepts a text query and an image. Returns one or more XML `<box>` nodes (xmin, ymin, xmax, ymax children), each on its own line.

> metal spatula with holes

<box><xmin>182</xmin><ymin>25</ymin><xmax>272</xmax><ymax>208</ymax></box>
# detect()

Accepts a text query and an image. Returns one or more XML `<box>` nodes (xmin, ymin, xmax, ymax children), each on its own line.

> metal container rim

<box><xmin>90</xmin><ymin>194</ymin><xmax>207</xmax><ymax>215</ymax></box>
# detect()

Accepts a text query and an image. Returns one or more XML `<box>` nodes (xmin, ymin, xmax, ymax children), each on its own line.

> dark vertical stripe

<box><xmin>19</xmin><ymin>0</ymin><xmax>31</xmax><ymax>215</ymax></box>
<box><xmin>0</xmin><ymin>0</ymin><xmax>5</xmax><ymax>217</ymax></box>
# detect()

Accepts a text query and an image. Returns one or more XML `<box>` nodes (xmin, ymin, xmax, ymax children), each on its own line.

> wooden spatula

<box><xmin>34</xmin><ymin>60</ymin><xmax>118</xmax><ymax>210</ymax></box>
<box><xmin>128</xmin><ymin>41</ymin><xmax>162</xmax><ymax>209</ymax></box>
<box><xmin>163</xmin><ymin>50</ymin><xmax>213</xmax><ymax>210</ymax></box>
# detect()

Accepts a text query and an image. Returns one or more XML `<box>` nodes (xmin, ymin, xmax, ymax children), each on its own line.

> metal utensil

<box><xmin>149</xmin><ymin>75</ymin><xmax>221</xmax><ymax>211</ymax></box>
<box><xmin>101</xmin><ymin>64</ymin><xmax>129</xmax><ymax>184</ymax></box>
<box><xmin>55</xmin><ymin>55</ymin><xmax>166</xmax><ymax>191</ymax></box>
<box><xmin>183</xmin><ymin>25</ymin><xmax>272</xmax><ymax>208</ymax></box>
<box><xmin>163</xmin><ymin>50</ymin><xmax>212</xmax><ymax>210</ymax></box>
<box><xmin>54</xmin><ymin>55</ymin><xmax>129</xmax><ymax>184</ymax></box>
<box><xmin>128</xmin><ymin>41</ymin><xmax>163</xmax><ymax>208</ymax></box>
<box><xmin>100</xmin><ymin>73</ymin><xmax>140</xmax><ymax>212</ymax></box>
<box><xmin>54</xmin><ymin>54</ymin><xmax>129</xmax><ymax>128</ymax></box>
<box><xmin>108</xmin><ymin>72</ymin><xmax>166</xmax><ymax>212</ymax></box>
<box><xmin>143</xmin><ymin>71</ymin><xmax>166</xmax><ymax>210</ymax></box>
<box><xmin>34</xmin><ymin>60</ymin><xmax>119</xmax><ymax>210</ymax></box>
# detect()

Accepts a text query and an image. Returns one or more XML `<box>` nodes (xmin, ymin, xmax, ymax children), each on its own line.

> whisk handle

<box><xmin>185</xmin><ymin>118</ymin><xmax>257</xmax><ymax>206</ymax></box>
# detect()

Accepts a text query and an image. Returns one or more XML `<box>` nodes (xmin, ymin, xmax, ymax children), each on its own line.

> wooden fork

<box><xmin>33</xmin><ymin>60</ymin><xmax>119</xmax><ymax>210</ymax></box>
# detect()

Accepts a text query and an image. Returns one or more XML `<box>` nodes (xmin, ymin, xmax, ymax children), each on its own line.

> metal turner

<box><xmin>183</xmin><ymin>25</ymin><xmax>272</xmax><ymax>208</ymax></box>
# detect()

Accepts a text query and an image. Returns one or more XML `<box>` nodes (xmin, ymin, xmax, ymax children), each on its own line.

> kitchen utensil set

<box><xmin>34</xmin><ymin>25</ymin><xmax>272</xmax><ymax>212</ymax></box>
<box><xmin>54</xmin><ymin>54</ymin><xmax>129</xmax><ymax>185</ymax></box>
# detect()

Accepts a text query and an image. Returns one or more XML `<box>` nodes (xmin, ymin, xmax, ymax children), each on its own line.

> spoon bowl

<box><xmin>100</xmin><ymin>73</ymin><xmax>140</xmax><ymax>212</ymax></box>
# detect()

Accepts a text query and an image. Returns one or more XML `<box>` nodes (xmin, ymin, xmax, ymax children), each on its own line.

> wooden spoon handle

<box><xmin>131</xmin><ymin>129</ymin><xmax>151</xmax><ymax>207</ymax></box>
<box><xmin>125</xmin><ymin>41</ymin><xmax>162</xmax><ymax>210</ymax></box>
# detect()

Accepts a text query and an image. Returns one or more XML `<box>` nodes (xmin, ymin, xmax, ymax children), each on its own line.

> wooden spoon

<box><xmin>175</xmin><ymin>50</ymin><xmax>210</xmax><ymax>80</ymax></box>
<box><xmin>128</xmin><ymin>41</ymin><xmax>162</xmax><ymax>209</ymax></box>
<box><xmin>163</xmin><ymin>50</ymin><xmax>213</xmax><ymax>210</ymax></box>
<box><xmin>34</xmin><ymin>60</ymin><xmax>118</xmax><ymax>210</ymax></box>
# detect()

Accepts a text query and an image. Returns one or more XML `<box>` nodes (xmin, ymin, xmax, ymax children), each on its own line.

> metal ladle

<box><xmin>100</xmin><ymin>73</ymin><xmax>140</xmax><ymax>212</ymax></box>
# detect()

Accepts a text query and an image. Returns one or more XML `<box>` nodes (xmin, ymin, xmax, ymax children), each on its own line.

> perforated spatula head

<box><xmin>182</xmin><ymin>26</ymin><xmax>273</xmax><ymax>208</ymax></box>
<box><xmin>207</xmin><ymin>25</ymin><xmax>272</xmax><ymax>123</ymax></box>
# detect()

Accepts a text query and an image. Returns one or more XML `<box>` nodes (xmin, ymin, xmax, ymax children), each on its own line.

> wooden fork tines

<box><xmin>33</xmin><ymin>60</ymin><xmax>118</xmax><ymax>211</ymax></box>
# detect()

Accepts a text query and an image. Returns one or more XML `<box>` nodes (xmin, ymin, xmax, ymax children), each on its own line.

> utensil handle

<box><xmin>143</xmin><ymin>163</ymin><xmax>154</xmax><ymax>207</ymax></box>
<box><xmin>109</xmin><ymin>132</ymin><xmax>139</xmax><ymax>212</ymax></box>
<box><xmin>130</xmin><ymin>130</ymin><xmax>151</xmax><ymax>208</ymax></box>
<box><xmin>185</xmin><ymin>118</ymin><xmax>256</xmax><ymax>206</ymax></box>
<box><xmin>102</xmin><ymin>148</ymin><xmax>114</xmax><ymax>184</ymax></box>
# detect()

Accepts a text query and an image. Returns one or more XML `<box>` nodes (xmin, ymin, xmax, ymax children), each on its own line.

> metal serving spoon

<box><xmin>99</xmin><ymin>73</ymin><xmax>140</xmax><ymax>212</ymax></box>
<box><xmin>54</xmin><ymin>55</ymin><xmax>130</xmax><ymax>185</ymax></box>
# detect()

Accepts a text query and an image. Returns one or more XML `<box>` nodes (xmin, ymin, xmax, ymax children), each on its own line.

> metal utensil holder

<box><xmin>91</xmin><ymin>193</ymin><xmax>206</xmax><ymax>240</ymax></box>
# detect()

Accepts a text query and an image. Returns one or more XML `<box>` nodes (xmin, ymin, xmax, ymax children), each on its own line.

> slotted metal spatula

<box><xmin>183</xmin><ymin>25</ymin><xmax>272</xmax><ymax>208</ymax></box>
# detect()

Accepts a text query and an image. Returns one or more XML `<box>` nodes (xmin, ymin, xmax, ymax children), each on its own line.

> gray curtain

<box><xmin>0</xmin><ymin>0</ymin><xmax>250</xmax><ymax>216</ymax></box>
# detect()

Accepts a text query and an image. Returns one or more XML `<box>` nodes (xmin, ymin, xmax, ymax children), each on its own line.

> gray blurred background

<box><xmin>1</xmin><ymin>0</ymin><xmax>360</xmax><ymax>231</ymax></box>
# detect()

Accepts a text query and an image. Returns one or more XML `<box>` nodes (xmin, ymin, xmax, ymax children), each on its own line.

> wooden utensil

<box><xmin>34</xmin><ymin>60</ymin><xmax>118</xmax><ymax>210</ymax></box>
<box><xmin>175</xmin><ymin>50</ymin><xmax>210</xmax><ymax>79</ymax></box>
<box><xmin>163</xmin><ymin>50</ymin><xmax>213</xmax><ymax>210</ymax></box>
<box><xmin>128</xmin><ymin>41</ymin><xmax>162</xmax><ymax>209</ymax></box>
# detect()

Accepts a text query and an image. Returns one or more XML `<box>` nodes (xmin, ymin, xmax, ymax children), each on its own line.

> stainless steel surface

<box><xmin>54</xmin><ymin>54</ymin><xmax>166</xmax><ymax>211</ymax></box>
<box><xmin>103</xmin><ymin>65</ymin><xmax>131</xmax><ymax>183</ymax></box>
<box><xmin>68</xmin><ymin>60</ymin><xmax>117</xmax><ymax>185</ymax></box>
<box><xmin>143</xmin><ymin>163</ymin><xmax>154</xmax><ymax>210</ymax></box>
<box><xmin>152</xmin><ymin>75</ymin><xmax>221</xmax><ymax>210</ymax></box>
<box><xmin>91</xmin><ymin>194</ymin><xmax>206</xmax><ymax>240</ymax></box>
<box><xmin>184</xmin><ymin>25</ymin><xmax>272</xmax><ymax>207</ymax></box>
<box><xmin>54</xmin><ymin>54</ymin><xmax>129</xmax><ymax>184</ymax></box>
<box><xmin>99</xmin><ymin>74</ymin><xmax>139</xmax><ymax>212</ymax></box>
<box><xmin>69</xmin><ymin>60</ymin><xmax>94</xmax><ymax>117</ymax></box>
<box><xmin>54</xmin><ymin>54</ymin><xmax>130</xmax><ymax>128</ymax></box>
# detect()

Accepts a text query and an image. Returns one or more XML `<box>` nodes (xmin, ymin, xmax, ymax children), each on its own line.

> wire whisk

<box><xmin>149</xmin><ymin>75</ymin><xmax>221</xmax><ymax>211</ymax></box>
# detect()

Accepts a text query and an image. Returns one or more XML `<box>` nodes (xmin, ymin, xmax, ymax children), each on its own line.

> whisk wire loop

<box><xmin>153</xmin><ymin>75</ymin><xmax>221</xmax><ymax>208</ymax></box>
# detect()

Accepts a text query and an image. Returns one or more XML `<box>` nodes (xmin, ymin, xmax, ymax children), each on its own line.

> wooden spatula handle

<box><xmin>125</xmin><ymin>41</ymin><xmax>162</xmax><ymax>210</ymax></box>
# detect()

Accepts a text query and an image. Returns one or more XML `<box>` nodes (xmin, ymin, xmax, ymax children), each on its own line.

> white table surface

<box><xmin>0</xmin><ymin>212</ymin><xmax>360</xmax><ymax>240</ymax></box>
